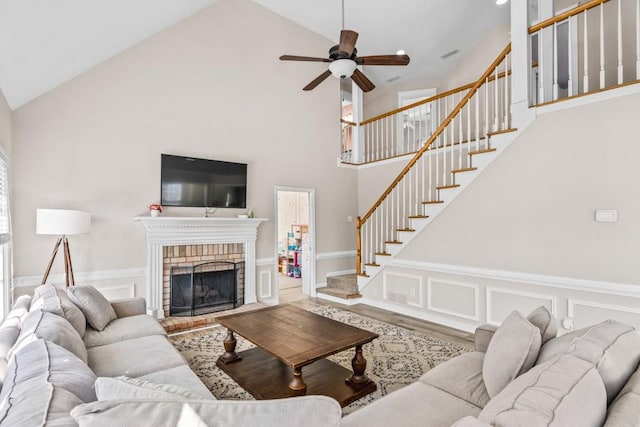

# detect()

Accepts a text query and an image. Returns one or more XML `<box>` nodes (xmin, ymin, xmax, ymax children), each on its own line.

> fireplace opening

<box><xmin>170</xmin><ymin>261</ymin><xmax>245</xmax><ymax>316</ymax></box>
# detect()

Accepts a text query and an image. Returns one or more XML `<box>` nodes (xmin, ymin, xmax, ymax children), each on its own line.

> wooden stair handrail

<box><xmin>528</xmin><ymin>0</ymin><xmax>609</xmax><ymax>34</ymax></box>
<box><xmin>359</xmin><ymin>43</ymin><xmax>511</xmax><ymax>226</ymax></box>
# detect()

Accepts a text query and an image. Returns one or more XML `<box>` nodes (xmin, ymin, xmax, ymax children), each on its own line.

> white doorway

<box><xmin>274</xmin><ymin>187</ymin><xmax>316</xmax><ymax>303</ymax></box>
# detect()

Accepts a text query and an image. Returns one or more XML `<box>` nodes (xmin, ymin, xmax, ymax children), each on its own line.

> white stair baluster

<box><xmin>553</xmin><ymin>23</ymin><xmax>559</xmax><ymax>100</ymax></box>
<box><xmin>636</xmin><ymin>0</ymin><xmax>640</xmax><ymax>79</ymax></box>
<box><xmin>618</xmin><ymin>0</ymin><xmax>623</xmax><ymax>84</ymax></box>
<box><xmin>584</xmin><ymin>10</ymin><xmax>589</xmax><ymax>93</ymax></box>
<box><xmin>600</xmin><ymin>2</ymin><xmax>606</xmax><ymax>88</ymax></box>
<box><xmin>568</xmin><ymin>18</ymin><xmax>574</xmax><ymax>97</ymax></box>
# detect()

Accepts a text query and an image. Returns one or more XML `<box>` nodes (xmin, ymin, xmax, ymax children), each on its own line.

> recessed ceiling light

<box><xmin>496</xmin><ymin>0</ymin><xmax>508</xmax><ymax>4</ymax></box>
<box><xmin>396</xmin><ymin>49</ymin><xmax>405</xmax><ymax>55</ymax></box>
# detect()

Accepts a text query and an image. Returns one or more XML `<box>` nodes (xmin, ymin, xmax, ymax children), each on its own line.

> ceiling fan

<box><xmin>279</xmin><ymin>1</ymin><xmax>410</xmax><ymax>93</ymax></box>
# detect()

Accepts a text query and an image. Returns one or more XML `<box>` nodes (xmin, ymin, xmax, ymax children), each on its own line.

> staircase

<box><xmin>316</xmin><ymin>274</ymin><xmax>361</xmax><ymax>303</ymax></box>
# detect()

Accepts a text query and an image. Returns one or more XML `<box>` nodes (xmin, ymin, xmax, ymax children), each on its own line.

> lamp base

<box><xmin>41</xmin><ymin>236</ymin><xmax>76</xmax><ymax>287</ymax></box>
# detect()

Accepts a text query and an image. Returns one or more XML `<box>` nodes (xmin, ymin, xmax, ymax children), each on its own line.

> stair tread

<box><xmin>487</xmin><ymin>128</ymin><xmax>517</xmax><ymax>137</ymax></box>
<box><xmin>468</xmin><ymin>148</ymin><xmax>497</xmax><ymax>156</ymax></box>
<box><xmin>408</xmin><ymin>215</ymin><xmax>429</xmax><ymax>219</ymax></box>
<box><xmin>385</xmin><ymin>240</ymin><xmax>402</xmax><ymax>244</ymax></box>
<box><xmin>422</xmin><ymin>200</ymin><xmax>444</xmax><ymax>205</ymax></box>
<box><xmin>375</xmin><ymin>252</ymin><xmax>392</xmax><ymax>256</ymax></box>
<box><xmin>396</xmin><ymin>228</ymin><xmax>415</xmax><ymax>232</ymax></box>
<box><xmin>357</xmin><ymin>273</ymin><xmax>370</xmax><ymax>278</ymax></box>
<box><xmin>317</xmin><ymin>287</ymin><xmax>362</xmax><ymax>299</ymax></box>
<box><xmin>436</xmin><ymin>184</ymin><xmax>460</xmax><ymax>190</ymax></box>
<box><xmin>451</xmin><ymin>167</ymin><xmax>478</xmax><ymax>174</ymax></box>
<box><xmin>365</xmin><ymin>263</ymin><xmax>380</xmax><ymax>267</ymax></box>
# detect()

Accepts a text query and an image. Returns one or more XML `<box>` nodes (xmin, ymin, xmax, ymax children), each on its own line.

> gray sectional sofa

<box><xmin>0</xmin><ymin>284</ymin><xmax>341</xmax><ymax>426</ymax></box>
<box><xmin>2</xmin><ymin>283</ymin><xmax>640</xmax><ymax>426</ymax></box>
<box><xmin>341</xmin><ymin>307</ymin><xmax>640</xmax><ymax>427</ymax></box>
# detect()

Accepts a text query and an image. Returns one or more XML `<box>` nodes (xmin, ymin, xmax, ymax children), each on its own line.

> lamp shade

<box><xmin>36</xmin><ymin>209</ymin><xmax>91</xmax><ymax>235</ymax></box>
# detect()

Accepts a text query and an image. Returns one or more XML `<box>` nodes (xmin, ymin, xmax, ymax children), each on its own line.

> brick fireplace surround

<box><xmin>135</xmin><ymin>217</ymin><xmax>267</xmax><ymax>319</ymax></box>
<box><xmin>162</xmin><ymin>243</ymin><xmax>245</xmax><ymax>317</ymax></box>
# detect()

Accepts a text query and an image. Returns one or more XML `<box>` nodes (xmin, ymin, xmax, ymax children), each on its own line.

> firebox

<box><xmin>169</xmin><ymin>261</ymin><xmax>244</xmax><ymax>317</ymax></box>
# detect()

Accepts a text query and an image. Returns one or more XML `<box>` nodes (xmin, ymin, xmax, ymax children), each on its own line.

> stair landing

<box><xmin>317</xmin><ymin>274</ymin><xmax>361</xmax><ymax>304</ymax></box>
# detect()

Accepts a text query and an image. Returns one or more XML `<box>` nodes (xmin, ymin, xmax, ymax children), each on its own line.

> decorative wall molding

<box><xmin>427</xmin><ymin>278</ymin><xmax>479</xmax><ymax>321</ymax></box>
<box><xmin>14</xmin><ymin>267</ymin><xmax>146</xmax><ymax>288</ymax></box>
<box><xmin>134</xmin><ymin>216</ymin><xmax>268</xmax><ymax>318</ymax></box>
<box><xmin>391</xmin><ymin>259</ymin><xmax>640</xmax><ymax>298</ymax></box>
<box><xmin>383</xmin><ymin>271</ymin><xmax>423</xmax><ymax>308</ymax></box>
<box><xmin>567</xmin><ymin>299</ymin><xmax>640</xmax><ymax>319</ymax></box>
<box><xmin>258</xmin><ymin>270</ymin><xmax>272</xmax><ymax>300</ymax></box>
<box><xmin>256</xmin><ymin>258</ymin><xmax>275</xmax><ymax>267</ymax></box>
<box><xmin>315</xmin><ymin>250</ymin><xmax>356</xmax><ymax>261</ymax></box>
<box><xmin>486</xmin><ymin>286</ymin><xmax>557</xmax><ymax>326</ymax></box>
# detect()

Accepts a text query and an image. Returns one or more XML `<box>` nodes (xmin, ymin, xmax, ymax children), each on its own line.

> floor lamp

<box><xmin>37</xmin><ymin>209</ymin><xmax>91</xmax><ymax>287</ymax></box>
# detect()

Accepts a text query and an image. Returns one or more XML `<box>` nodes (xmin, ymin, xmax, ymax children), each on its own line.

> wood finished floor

<box><xmin>165</xmin><ymin>285</ymin><xmax>474</xmax><ymax>349</ymax></box>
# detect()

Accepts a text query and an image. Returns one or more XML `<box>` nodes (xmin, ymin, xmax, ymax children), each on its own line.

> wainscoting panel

<box><xmin>486</xmin><ymin>287</ymin><xmax>557</xmax><ymax>325</ymax></box>
<box><xmin>427</xmin><ymin>279</ymin><xmax>479</xmax><ymax>321</ymax></box>
<box><xmin>258</xmin><ymin>270</ymin><xmax>273</xmax><ymax>300</ymax></box>
<box><xmin>98</xmin><ymin>283</ymin><xmax>136</xmax><ymax>300</ymax></box>
<box><xmin>383</xmin><ymin>271</ymin><xmax>423</xmax><ymax>307</ymax></box>
<box><xmin>568</xmin><ymin>299</ymin><xmax>640</xmax><ymax>330</ymax></box>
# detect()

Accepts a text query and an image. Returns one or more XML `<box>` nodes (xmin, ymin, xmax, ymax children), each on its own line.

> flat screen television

<box><xmin>161</xmin><ymin>154</ymin><xmax>247</xmax><ymax>208</ymax></box>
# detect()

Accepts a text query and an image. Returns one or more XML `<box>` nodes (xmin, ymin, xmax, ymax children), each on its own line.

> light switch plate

<box><xmin>595</xmin><ymin>209</ymin><xmax>618</xmax><ymax>223</ymax></box>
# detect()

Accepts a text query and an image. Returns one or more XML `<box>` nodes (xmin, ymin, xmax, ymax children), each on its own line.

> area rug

<box><xmin>168</xmin><ymin>306</ymin><xmax>471</xmax><ymax>414</ymax></box>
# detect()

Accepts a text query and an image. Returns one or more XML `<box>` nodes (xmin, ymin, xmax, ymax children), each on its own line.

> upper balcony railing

<box><xmin>529</xmin><ymin>0</ymin><xmax>640</xmax><ymax>106</ymax></box>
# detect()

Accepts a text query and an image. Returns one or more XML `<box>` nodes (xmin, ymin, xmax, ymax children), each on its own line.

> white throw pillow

<box><xmin>177</xmin><ymin>403</ymin><xmax>210</xmax><ymax>427</ymax></box>
<box><xmin>526</xmin><ymin>305</ymin><xmax>557</xmax><ymax>345</ymax></box>
<box><xmin>482</xmin><ymin>310</ymin><xmax>541</xmax><ymax>397</ymax></box>
<box><xmin>67</xmin><ymin>286</ymin><xmax>117</xmax><ymax>331</ymax></box>
<box><xmin>95</xmin><ymin>376</ymin><xmax>207</xmax><ymax>401</ymax></box>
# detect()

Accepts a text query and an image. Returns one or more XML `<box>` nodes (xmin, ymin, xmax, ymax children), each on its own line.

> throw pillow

<box><xmin>56</xmin><ymin>289</ymin><xmax>87</xmax><ymax>337</ymax></box>
<box><xmin>479</xmin><ymin>354</ymin><xmax>607</xmax><ymax>427</ymax></box>
<box><xmin>482</xmin><ymin>310</ymin><xmax>541</xmax><ymax>398</ymax></box>
<box><xmin>177</xmin><ymin>403</ymin><xmax>209</xmax><ymax>427</ymax></box>
<box><xmin>67</xmin><ymin>285</ymin><xmax>117</xmax><ymax>331</ymax></box>
<box><xmin>29</xmin><ymin>284</ymin><xmax>87</xmax><ymax>337</ymax></box>
<box><xmin>95</xmin><ymin>376</ymin><xmax>206</xmax><ymax>401</ymax></box>
<box><xmin>9</xmin><ymin>309</ymin><xmax>87</xmax><ymax>363</ymax></box>
<box><xmin>537</xmin><ymin>319</ymin><xmax>640</xmax><ymax>403</ymax></box>
<box><xmin>526</xmin><ymin>305</ymin><xmax>557</xmax><ymax>345</ymax></box>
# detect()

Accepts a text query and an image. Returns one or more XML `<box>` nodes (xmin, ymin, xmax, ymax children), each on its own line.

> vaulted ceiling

<box><xmin>0</xmin><ymin>0</ymin><xmax>509</xmax><ymax>109</ymax></box>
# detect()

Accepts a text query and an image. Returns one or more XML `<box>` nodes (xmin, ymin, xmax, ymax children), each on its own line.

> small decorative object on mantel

<box><xmin>149</xmin><ymin>203</ymin><xmax>163</xmax><ymax>217</ymax></box>
<box><xmin>247</xmin><ymin>209</ymin><xmax>254</xmax><ymax>218</ymax></box>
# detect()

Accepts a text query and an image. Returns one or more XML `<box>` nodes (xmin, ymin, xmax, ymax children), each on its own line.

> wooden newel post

<box><xmin>356</xmin><ymin>216</ymin><xmax>362</xmax><ymax>276</ymax></box>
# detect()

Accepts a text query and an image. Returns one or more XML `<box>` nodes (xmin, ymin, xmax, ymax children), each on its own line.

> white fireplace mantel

<box><xmin>134</xmin><ymin>216</ymin><xmax>268</xmax><ymax>318</ymax></box>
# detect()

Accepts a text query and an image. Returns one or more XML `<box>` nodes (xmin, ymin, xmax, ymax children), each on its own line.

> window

<box><xmin>0</xmin><ymin>148</ymin><xmax>11</xmax><ymax>318</ymax></box>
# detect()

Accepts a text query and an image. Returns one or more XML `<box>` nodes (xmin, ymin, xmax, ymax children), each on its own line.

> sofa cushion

<box><xmin>0</xmin><ymin>381</ymin><xmax>81</xmax><ymax>426</ymax></box>
<box><xmin>87</xmin><ymin>334</ymin><xmax>186</xmax><ymax>378</ymax></box>
<box><xmin>537</xmin><ymin>319</ymin><xmax>640</xmax><ymax>403</ymax></box>
<box><xmin>95</xmin><ymin>376</ymin><xmax>207</xmax><ymax>401</ymax></box>
<box><xmin>479</xmin><ymin>354</ymin><xmax>606</xmax><ymax>427</ymax></box>
<box><xmin>70</xmin><ymin>396</ymin><xmax>342</xmax><ymax>427</ymax></box>
<box><xmin>10</xmin><ymin>309</ymin><xmax>87</xmax><ymax>363</ymax></box>
<box><xmin>452</xmin><ymin>417</ymin><xmax>493</xmax><ymax>427</ymax></box>
<box><xmin>2</xmin><ymin>339</ymin><xmax>96</xmax><ymax>403</ymax></box>
<box><xmin>67</xmin><ymin>285</ymin><xmax>117</xmax><ymax>331</ymax></box>
<box><xmin>83</xmin><ymin>314</ymin><xmax>166</xmax><ymax>348</ymax></box>
<box><xmin>10</xmin><ymin>294</ymin><xmax>32</xmax><ymax>317</ymax></box>
<box><xmin>178</xmin><ymin>404</ymin><xmax>209</xmax><ymax>427</ymax></box>
<box><xmin>420</xmin><ymin>351</ymin><xmax>490</xmax><ymax>408</ymax></box>
<box><xmin>526</xmin><ymin>306</ymin><xmax>557</xmax><ymax>345</ymax></box>
<box><xmin>482</xmin><ymin>311</ymin><xmax>541</xmax><ymax>398</ymax></box>
<box><xmin>341</xmin><ymin>381</ymin><xmax>481</xmax><ymax>427</ymax></box>
<box><xmin>139</xmin><ymin>365</ymin><xmax>215</xmax><ymax>399</ymax></box>
<box><xmin>31</xmin><ymin>284</ymin><xmax>88</xmax><ymax>338</ymax></box>
<box><xmin>0</xmin><ymin>319</ymin><xmax>20</xmax><ymax>388</ymax></box>
<box><xmin>605</xmin><ymin>369</ymin><xmax>640</xmax><ymax>427</ymax></box>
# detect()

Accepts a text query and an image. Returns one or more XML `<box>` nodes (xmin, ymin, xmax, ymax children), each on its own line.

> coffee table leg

<box><xmin>288</xmin><ymin>367</ymin><xmax>307</xmax><ymax>392</ymax></box>
<box><xmin>220</xmin><ymin>329</ymin><xmax>241</xmax><ymax>364</ymax></box>
<box><xmin>346</xmin><ymin>344</ymin><xmax>371</xmax><ymax>387</ymax></box>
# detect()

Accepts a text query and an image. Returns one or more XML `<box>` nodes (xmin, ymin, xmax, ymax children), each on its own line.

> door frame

<box><xmin>273</xmin><ymin>186</ymin><xmax>317</xmax><ymax>301</ymax></box>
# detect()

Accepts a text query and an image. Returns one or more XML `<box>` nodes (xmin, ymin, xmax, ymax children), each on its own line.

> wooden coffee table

<box><xmin>215</xmin><ymin>305</ymin><xmax>378</xmax><ymax>407</ymax></box>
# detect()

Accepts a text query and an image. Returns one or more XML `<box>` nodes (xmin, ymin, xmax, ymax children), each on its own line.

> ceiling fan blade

<box><xmin>356</xmin><ymin>55</ymin><xmax>411</xmax><ymax>66</ymax></box>
<box><xmin>280</xmin><ymin>55</ymin><xmax>331</xmax><ymax>63</ymax></box>
<box><xmin>303</xmin><ymin>70</ymin><xmax>332</xmax><ymax>91</ymax></box>
<box><xmin>351</xmin><ymin>69</ymin><xmax>375</xmax><ymax>92</ymax></box>
<box><xmin>339</xmin><ymin>30</ymin><xmax>359</xmax><ymax>56</ymax></box>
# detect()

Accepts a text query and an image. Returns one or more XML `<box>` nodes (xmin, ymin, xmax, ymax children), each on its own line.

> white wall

<box><xmin>11</xmin><ymin>0</ymin><xmax>359</xmax><ymax>296</ymax></box>
<box><xmin>0</xmin><ymin>90</ymin><xmax>10</xmax><ymax>157</ymax></box>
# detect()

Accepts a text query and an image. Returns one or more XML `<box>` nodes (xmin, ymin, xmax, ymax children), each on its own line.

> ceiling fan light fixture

<box><xmin>496</xmin><ymin>0</ymin><xmax>508</xmax><ymax>4</ymax></box>
<box><xmin>329</xmin><ymin>59</ymin><xmax>357</xmax><ymax>79</ymax></box>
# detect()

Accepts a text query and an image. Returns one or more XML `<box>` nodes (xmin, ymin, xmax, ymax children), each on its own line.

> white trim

<box><xmin>316</xmin><ymin>250</ymin><xmax>356</xmax><ymax>260</ymax></box>
<box><xmin>536</xmin><ymin>83</ymin><xmax>640</xmax><ymax>115</ymax></box>
<box><xmin>486</xmin><ymin>286</ymin><xmax>557</xmax><ymax>326</ymax></box>
<box><xmin>258</xmin><ymin>270</ymin><xmax>272</xmax><ymax>300</ymax></box>
<box><xmin>391</xmin><ymin>259</ymin><xmax>640</xmax><ymax>298</ymax></box>
<box><xmin>427</xmin><ymin>278</ymin><xmax>479</xmax><ymax>321</ymax></box>
<box><xmin>13</xmin><ymin>267</ymin><xmax>146</xmax><ymax>288</ymax></box>
<box><xmin>98</xmin><ymin>283</ymin><xmax>136</xmax><ymax>300</ymax></box>
<box><xmin>256</xmin><ymin>257</ymin><xmax>275</xmax><ymax>267</ymax></box>
<box><xmin>359</xmin><ymin>296</ymin><xmax>476</xmax><ymax>333</ymax></box>
<box><xmin>383</xmin><ymin>271</ymin><xmax>424</xmax><ymax>308</ymax></box>
<box><xmin>567</xmin><ymin>299</ymin><xmax>640</xmax><ymax>318</ymax></box>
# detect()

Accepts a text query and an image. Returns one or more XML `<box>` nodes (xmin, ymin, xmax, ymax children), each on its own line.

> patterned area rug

<box><xmin>168</xmin><ymin>306</ymin><xmax>471</xmax><ymax>414</ymax></box>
